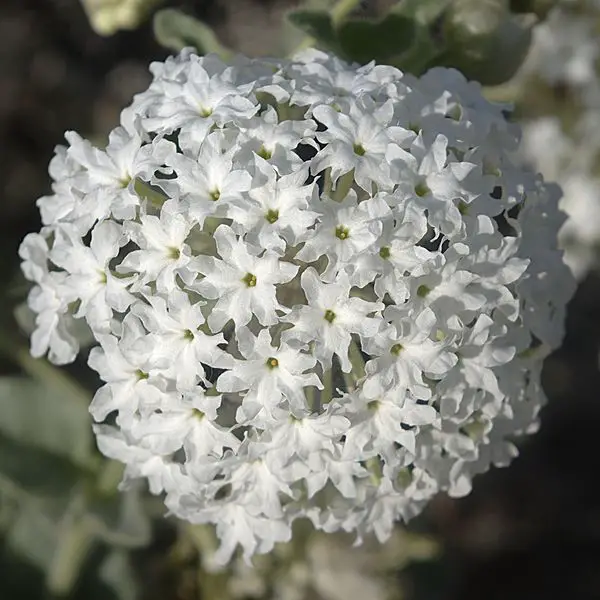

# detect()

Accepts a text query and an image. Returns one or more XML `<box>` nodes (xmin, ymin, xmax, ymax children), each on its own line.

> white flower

<box><xmin>88</xmin><ymin>315</ymin><xmax>167</xmax><ymax>426</ymax></box>
<box><xmin>143</xmin><ymin>55</ymin><xmax>258</xmax><ymax>138</ymax></box>
<box><xmin>216</xmin><ymin>327</ymin><xmax>322</xmax><ymax>421</ymax></box>
<box><xmin>131</xmin><ymin>290</ymin><xmax>232</xmax><ymax>391</ymax></box>
<box><xmin>311</xmin><ymin>97</ymin><xmax>411</xmax><ymax>193</ymax></box>
<box><xmin>130</xmin><ymin>389</ymin><xmax>241</xmax><ymax>459</ymax></box>
<box><xmin>18</xmin><ymin>232</ymin><xmax>79</xmax><ymax>364</ymax></box>
<box><xmin>49</xmin><ymin>221</ymin><xmax>134</xmax><ymax>334</ymax></box>
<box><xmin>295</xmin><ymin>192</ymin><xmax>391</xmax><ymax>279</ymax></box>
<box><xmin>227</xmin><ymin>158</ymin><xmax>318</xmax><ymax>253</ymax></box>
<box><xmin>341</xmin><ymin>386</ymin><xmax>438</xmax><ymax>461</ymax></box>
<box><xmin>235</xmin><ymin>105</ymin><xmax>318</xmax><ymax>175</ymax></box>
<box><xmin>21</xmin><ymin>49</ymin><xmax>574</xmax><ymax>566</ymax></box>
<box><xmin>119</xmin><ymin>199</ymin><xmax>194</xmax><ymax>292</ymax></box>
<box><xmin>283</xmin><ymin>267</ymin><xmax>384</xmax><ymax>372</ymax></box>
<box><xmin>362</xmin><ymin>307</ymin><xmax>457</xmax><ymax>399</ymax></box>
<box><xmin>192</xmin><ymin>224</ymin><xmax>298</xmax><ymax>331</ymax></box>
<box><xmin>161</xmin><ymin>131</ymin><xmax>252</xmax><ymax>229</ymax></box>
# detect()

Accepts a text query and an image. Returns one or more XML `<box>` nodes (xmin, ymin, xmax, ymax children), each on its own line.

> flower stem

<box><xmin>332</xmin><ymin>170</ymin><xmax>355</xmax><ymax>202</ymax></box>
<box><xmin>320</xmin><ymin>366</ymin><xmax>333</xmax><ymax>411</ymax></box>
<box><xmin>349</xmin><ymin>339</ymin><xmax>366</xmax><ymax>381</ymax></box>
<box><xmin>322</xmin><ymin>167</ymin><xmax>333</xmax><ymax>198</ymax></box>
<box><xmin>134</xmin><ymin>178</ymin><xmax>168</xmax><ymax>208</ymax></box>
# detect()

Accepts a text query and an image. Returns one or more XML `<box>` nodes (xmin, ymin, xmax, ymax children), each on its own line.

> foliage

<box><xmin>0</xmin><ymin>331</ymin><xmax>151</xmax><ymax>599</ymax></box>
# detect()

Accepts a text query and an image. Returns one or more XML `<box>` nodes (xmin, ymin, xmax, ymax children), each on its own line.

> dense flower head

<box><xmin>20</xmin><ymin>47</ymin><xmax>575</xmax><ymax>566</ymax></box>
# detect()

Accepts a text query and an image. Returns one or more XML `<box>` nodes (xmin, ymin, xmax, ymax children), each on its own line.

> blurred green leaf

<box><xmin>337</xmin><ymin>12</ymin><xmax>416</xmax><ymax>64</ymax></box>
<box><xmin>440</xmin><ymin>0</ymin><xmax>536</xmax><ymax>85</ymax></box>
<box><xmin>153</xmin><ymin>8</ymin><xmax>232</xmax><ymax>58</ymax></box>
<box><xmin>286</xmin><ymin>9</ymin><xmax>340</xmax><ymax>52</ymax></box>
<box><xmin>0</xmin><ymin>376</ymin><xmax>93</xmax><ymax>466</ymax></box>
<box><xmin>99</xmin><ymin>550</ymin><xmax>139</xmax><ymax>600</ymax></box>
<box><xmin>87</xmin><ymin>489</ymin><xmax>151</xmax><ymax>549</ymax></box>
<box><xmin>0</xmin><ymin>433</ymin><xmax>91</xmax><ymax>499</ymax></box>
<box><xmin>509</xmin><ymin>0</ymin><xmax>556</xmax><ymax>18</ymax></box>
<box><xmin>5</xmin><ymin>499</ymin><xmax>59</xmax><ymax>571</ymax></box>
<box><xmin>287</xmin><ymin>0</ymin><xmax>451</xmax><ymax>74</ymax></box>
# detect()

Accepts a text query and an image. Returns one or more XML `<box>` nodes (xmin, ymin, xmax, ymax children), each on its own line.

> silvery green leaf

<box><xmin>0</xmin><ymin>434</ymin><xmax>91</xmax><ymax>499</ymax></box>
<box><xmin>286</xmin><ymin>9</ymin><xmax>341</xmax><ymax>52</ymax></box>
<box><xmin>4</xmin><ymin>499</ymin><xmax>58</xmax><ymax>571</ymax></box>
<box><xmin>0</xmin><ymin>375</ymin><xmax>93</xmax><ymax>466</ymax></box>
<box><xmin>337</xmin><ymin>11</ymin><xmax>416</xmax><ymax>64</ymax></box>
<box><xmin>87</xmin><ymin>488</ymin><xmax>152</xmax><ymax>548</ymax></box>
<box><xmin>153</xmin><ymin>8</ymin><xmax>232</xmax><ymax>58</ymax></box>
<box><xmin>99</xmin><ymin>550</ymin><xmax>139</xmax><ymax>600</ymax></box>
<box><xmin>440</xmin><ymin>0</ymin><xmax>536</xmax><ymax>84</ymax></box>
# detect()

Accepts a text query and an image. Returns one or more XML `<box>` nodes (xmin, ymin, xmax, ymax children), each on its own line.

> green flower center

<box><xmin>414</xmin><ymin>181</ymin><xmax>430</xmax><ymax>197</ymax></box>
<box><xmin>417</xmin><ymin>284</ymin><xmax>431</xmax><ymax>298</ymax></box>
<box><xmin>390</xmin><ymin>343</ymin><xmax>404</xmax><ymax>356</ymax></box>
<box><xmin>192</xmin><ymin>408</ymin><xmax>205</xmax><ymax>420</ymax></box>
<box><xmin>209</xmin><ymin>189</ymin><xmax>221</xmax><ymax>201</ymax></box>
<box><xmin>335</xmin><ymin>225</ymin><xmax>350</xmax><ymax>240</ymax></box>
<box><xmin>353</xmin><ymin>143</ymin><xmax>366</xmax><ymax>156</ymax></box>
<box><xmin>324</xmin><ymin>309</ymin><xmax>336</xmax><ymax>323</ymax></box>
<box><xmin>257</xmin><ymin>145</ymin><xmax>272</xmax><ymax>160</ymax></box>
<box><xmin>242</xmin><ymin>272</ymin><xmax>257</xmax><ymax>287</ymax></box>
<box><xmin>119</xmin><ymin>174</ymin><xmax>132</xmax><ymax>188</ymax></box>
<box><xmin>265</xmin><ymin>208</ymin><xmax>279</xmax><ymax>224</ymax></box>
<box><xmin>265</xmin><ymin>357</ymin><xmax>279</xmax><ymax>370</ymax></box>
<box><xmin>379</xmin><ymin>246</ymin><xmax>391</xmax><ymax>260</ymax></box>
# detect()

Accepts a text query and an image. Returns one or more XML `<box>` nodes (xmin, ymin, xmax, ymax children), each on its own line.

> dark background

<box><xmin>1</xmin><ymin>1</ymin><xmax>600</xmax><ymax>598</ymax></box>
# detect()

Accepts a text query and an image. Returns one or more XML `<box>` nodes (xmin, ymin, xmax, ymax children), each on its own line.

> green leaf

<box><xmin>98</xmin><ymin>550</ymin><xmax>139</xmax><ymax>600</ymax></box>
<box><xmin>441</xmin><ymin>1</ymin><xmax>536</xmax><ymax>85</ymax></box>
<box><xmin>385</xmin><ymin>0</ymin><xmax>451</xmax><ymax>74</ymax></box>
<box><xmin>5</xmin><ymin>499</ymin><xmax>59</xmax><ymax>571</ymax></box>
<box><xmin>4</xmin><ymin>490</ymin><xmax>96</xmax><ymax>597</ymax></box>
<box><xmin>87</xmin><ymin>489</ymin><xmax>151</xmax><ymax>549</ymax></box>
<box><xmin>287</xmin><ymin>1</ymin><xmax>451</xmax><ymax>72</ymax></box>
<box><xmin>0</xmin><ymin>433</ymin><xmax>90</xmax><ymax>499</ymax></box>
<box><xmin>45</xmin><ymin>497</ymin><xmax>96</xmax><ymax>597</ymax></box>
<box><xmin>389</xmin><ymin>21</ymin><xmax>444</xmax><ymax>74</ymax></box>
<box><xmin>337</xmin><ymin>13</ymin><xmax>416</xmax><ymax>64</ymax></box>
<box><xmin>153</xmin><ymin>8</ymin><xmax>232</xmax><ymax>58</ymax></box>
<box><xmin>286</xmin><ymin>9</ymin><xmax>340</xmax><ymax>52</ymax></box>
<box><xmin>392</xmin><ymin>0</ymin><xmax>452</xmax><ymax>24</ymax></box>
<box><xmin>509</xmin><ymin>0</ymin><xmax>555</xmax><ymax>19</ymax></box>
<box><xmin>0</xmin><ymin>376</ymin><xmax>93</xmax><ymax>466</ymax></box>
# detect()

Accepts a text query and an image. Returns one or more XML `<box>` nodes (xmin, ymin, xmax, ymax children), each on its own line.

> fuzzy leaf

<box><xmin>87</xmin><ymin>489</ymin><xmax>151</xmax><ymax>549</ymax></box>
<box><xmin>337</xmin><ymin>13</ymin><xmax>416</xmax><ymax>64</ymax></box>
<box><xmin>153</xmin><ymin>8</ymin><xmax>232</xmax><ymax>58</ymax></box>
<box><xmin>286</xmin><ymin>9</ymin><xmax>340</xmax><ymax>51</ymax></box>
<box><xmin>0</xmin><ymin>375</ymin><xmax>93</xmax><ymax>466</ymax></box>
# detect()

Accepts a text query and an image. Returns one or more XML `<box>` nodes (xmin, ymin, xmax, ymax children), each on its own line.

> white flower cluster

<box><xmin>19</xmin><ymin>48</ymin><xmax>574</xmax><ymax>565</ymax></box>
<box><xmin>517</xmin><ymin>0</ymin><xmax>600</xmax><ymax>278</ymax></box>
<box><xmin>520</xmin><ymin>0</ymin><xmax>600</xmax><ymax>106</ymax></box>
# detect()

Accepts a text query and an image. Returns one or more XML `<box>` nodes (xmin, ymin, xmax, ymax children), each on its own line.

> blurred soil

<box><xmin>2</xmin><ymin>1</ymin><xmax>600</xmax><ymax>599</ymax></box>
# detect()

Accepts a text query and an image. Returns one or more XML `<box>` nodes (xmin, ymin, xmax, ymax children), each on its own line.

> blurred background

<box><xmin>2</xmin><ymin>1</ymin><xmax>600</xmax><ymax>599</ymax></box>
